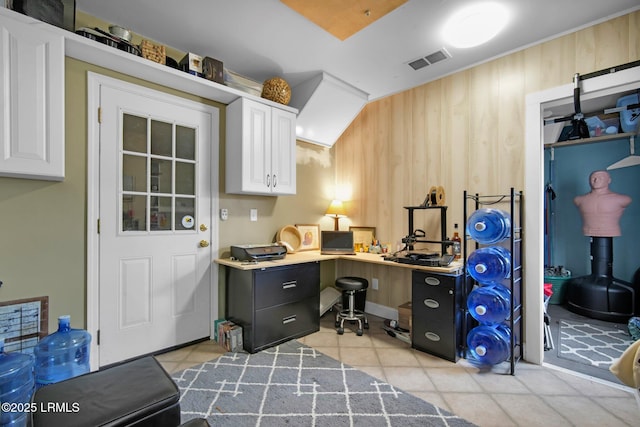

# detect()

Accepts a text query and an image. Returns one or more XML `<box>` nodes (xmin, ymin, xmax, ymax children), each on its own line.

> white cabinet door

<box><xmin>0</xmin><ymin>14</ymin><xmax>64</xmax><ymax>180</ymax></box>
<box><xmin>271</xmin><ymin>107</ymin><xmax>296</xmax><ymax>195</ymax></box>
<box><xmin>226</xmin><ymin>97</ymin><xmax>296</xmax><ymax>195</ymax></box>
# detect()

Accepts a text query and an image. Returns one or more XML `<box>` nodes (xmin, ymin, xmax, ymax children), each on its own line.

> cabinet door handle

<box><xmin>266</xmin><ymin>174</ymin><xmax>271</xmax><ymax>187</ymax></box>
<box><xmin>272</xmin><ymin>174</ymin><xmax>277</xmax><ymax>188</ymax></box>
<box><xmin>424</xmin><ymin>277</ymin><xmax>440</xmax><ymax>286</ymax></box>
<box><xmin>282</xmin><ymin>280</ymin><xmax>297</xmax><ymax>289</ymax></box>
<box><xmin>423</xmin><ymin>298</ymin><xmax>440</xmax><ymax>309</ymax></box>
<box><xmin>424</xmin><ymin>331</ymin><xmax>441</xmax><ymax>341</ymax></box>
<box><xmin>282</xmin><ymin>315</ymin><xmax>297</xmax><ymax>324</ymax></box>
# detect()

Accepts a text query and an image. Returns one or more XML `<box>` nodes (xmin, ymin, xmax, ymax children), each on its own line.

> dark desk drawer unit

<box><xmin>227</xmin><ymin>262</ymin><xmax>320</xmax><ymax>353</ymax></box>
<box><xmin>412</xmin><ymin>270</ymin><xmax>469</xmax><ymax>362</ymax></box>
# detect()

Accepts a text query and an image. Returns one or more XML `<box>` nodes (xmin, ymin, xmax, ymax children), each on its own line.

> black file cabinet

<box><xmin>412</xmin><ymin>270</ymin><xmax>469</xmax><ymax>362</ymax></box>
<box><xmin>226</xmin><ymin>262</ymin><xmax>320</xmax><ymax>353</ymax></box>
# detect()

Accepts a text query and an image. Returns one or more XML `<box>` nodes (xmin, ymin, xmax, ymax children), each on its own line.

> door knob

<box><xmin>199</xmin><ymin>240</ymin><xmax>209</xmax><ymax>248</ymax></box>
<box><xmin>200</xmin><ymin>224</ymin><xmax>208</xmax><ymax>231</ymax></box>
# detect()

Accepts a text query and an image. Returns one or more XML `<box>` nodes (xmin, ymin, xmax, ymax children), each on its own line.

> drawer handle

<box><xmin>424</xmin><ymin>331</ymin><xmax>441</xmax><ymax>341</ymax></box>
<box><xmin>423</xmin><ymin>299</ymin><xmax>440</xmax><ymax>309</ymax></box>
<box><xmin>424</xmin><ymin>277</ymin><xmax>440</xmax><ymax>286</ymax></box>
<box><xmin>282</xmin><ymin>315</ymin><xmax>297</xmax><ymax>325</ymax></box>
<box><xmin>282</xmin><ymin>281</ymin><xmax>297</xmax><ymax>289</ymax></box>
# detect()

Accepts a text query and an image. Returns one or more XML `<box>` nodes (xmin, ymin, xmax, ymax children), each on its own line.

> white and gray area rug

<box><xmin>559</xmin><ymin>320</ymin><xmax>634</xmax><ymax>369</ymax></box>
<box><xmin>172</xmin><ymin>340</ymin><xmax>476</xmax><ymax>426</ymax></box>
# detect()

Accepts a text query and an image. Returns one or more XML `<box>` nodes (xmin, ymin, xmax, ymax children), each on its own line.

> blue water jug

<box><xmin>467</xmin><ymin>246</ymin><xmax>511</xmax><ymax>283</ymax></box>
<box><xmin>467</xmin><ymin>324</ymin><xmax>511</xmax><ymax>365</ymax></box>
<box><xmin>0</xmin><ymin>338</ymin><xmax>34</xmax><ymax>427</ymax></box>
<box><xmin>33</xmin><ymin>315</ymin><xmax>91</xmax><ymax>389</ymax></box>
<box><xmin>467</xmin><ymin>283</ymin><xmax>512</xmax><ymax>324</ymax></box>
<box><xmin>466</xmin><ymin>208</ymin><xmax>511</xmax><ymax>244</ymax></box>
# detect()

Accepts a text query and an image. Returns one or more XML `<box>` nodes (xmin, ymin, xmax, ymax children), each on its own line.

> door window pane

<box><xmin>123</xmin><ymin>114</ymin><xmax>147</xmax><ymax>153</ymax></box>
<box><xmin>123</xmin><ymin>155</ymin><xmax>146</xmax><ymax>192</ymax></box>
<box><xmin>151</xmin><ymin>120</ymin><xmax>172</xmax><ymax>157</ymax></box>
<box><xmin>175</xmin><ymin>161</ymin><xmax>195</xmax><ymax>195</ymax></box>
<box><xmin>176</xmin><ymin>126</ymin><xmax>195</xmax><ymax>160</ymax></box>
<box><xmin>151</xmin><ymin>197</ymin><xmax>172</xmax><ymax>231</ymax></box>
<box><xmin>122</xmin><ymin>195</ymin><xmax>146</xmax><ymax>231</ymax></box>
<box><xmin>151</xmin><ymin>159</ymin><xmax>172</xmax><ymax>193</ymax></box>
<box><xmin>176</xmin><ymin>198</ymin><xmax>195</xmax><ymax>230</ymax></box>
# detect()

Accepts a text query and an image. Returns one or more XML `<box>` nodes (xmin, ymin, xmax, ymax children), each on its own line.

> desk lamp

<box><xmin>325</xmin><ymin>200</ymin><xmax>347</xmax><ymax>230</ymax></box>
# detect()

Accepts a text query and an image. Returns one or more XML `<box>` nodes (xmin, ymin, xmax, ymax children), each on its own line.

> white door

<box><xmin>97</xmin><ymin>80</ymin><xmax>217</xmax><ymax>366</ymax></box>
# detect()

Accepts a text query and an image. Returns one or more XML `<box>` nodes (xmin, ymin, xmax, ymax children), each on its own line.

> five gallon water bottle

<box><xmin>466</xmin><ymin>324</ymin><xmax>512</xmax><ymax>365</ymax></box>
<box><xmin>466</xmin><ymin>208</ymin><xmax>511</xmax><ymax>244</ymax></box>
<box><xmin>467</xmin><ymin>283</ymin><xmax>512</xmax><ymax>324</ymax></box>
<box><xmin>467</xmin><ymin>246</ymin><xmax>512</xmax><ymax>283</ymax></box>
<box><xmin>33</xmin><ymin>315</ymin><xmax>91</xmax><ymax>389</ymax></box>
<box><xmin>0</xmin><ymin>338</ymin><xmax>34</xmax><ymax>427</ymax></box>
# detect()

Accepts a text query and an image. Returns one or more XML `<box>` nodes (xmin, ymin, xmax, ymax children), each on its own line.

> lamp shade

<box><xmin>325</xmin><ymin>200</ymin><xmax>347</xmax><ymax>230</ymax></box>
<box><xmin>325</xmin><ymin>200</ymin><xmax>346</xmax><ymax>217</ymax></box>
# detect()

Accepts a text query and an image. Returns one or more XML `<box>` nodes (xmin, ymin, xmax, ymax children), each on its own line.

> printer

<box><xmin>230</xmin><ymin>244</ymin><xmax>287</xmax><ymax>262</ymax></box>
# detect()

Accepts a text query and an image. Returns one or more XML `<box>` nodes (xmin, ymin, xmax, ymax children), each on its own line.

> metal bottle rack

<box><xmin>463</xmin><ymin>188</ymin><xmax>524</xmax><ymax>375</ymax></box>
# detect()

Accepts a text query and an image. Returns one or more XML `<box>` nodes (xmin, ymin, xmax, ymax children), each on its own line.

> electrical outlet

<box><xmin>220</xmin><ymin>208</ymin><xmax>228</xmax><ymax>221</ymax></box>
<box><xmin>250</xmin><ymin>209</ymin><xmax>258</xmax><ymax>221</ymax></box>
<box><xmin>372</xmin><ymin>277</ymin><xmax>379</xmax><ymax>290</ymax></box>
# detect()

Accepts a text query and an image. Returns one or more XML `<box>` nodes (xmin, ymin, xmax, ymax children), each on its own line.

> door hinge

<box><xmin>97</xmin><ymin>218</ymin><xmax>100</xmax><ymax>234</ymax></box>
<box><xmin>98</xmin><ymin>107</ymin><xmax>102</xmax><ymax>124</ymax></box>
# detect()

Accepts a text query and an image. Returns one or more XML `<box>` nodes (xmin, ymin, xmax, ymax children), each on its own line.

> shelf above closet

<box><xmin>543</xmin><ymin>131</ymin><xmax>637</xmax><ymax>149</ymax></box>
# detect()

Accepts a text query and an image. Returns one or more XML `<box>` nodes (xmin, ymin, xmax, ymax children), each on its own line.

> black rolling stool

<box><xmin>335</xmin><ymin>276</ymin><xmax>369</xmax><ymax>336</ymax></box>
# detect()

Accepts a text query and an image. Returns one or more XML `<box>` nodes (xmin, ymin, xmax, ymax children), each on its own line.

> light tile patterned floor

<box><xmin>157</xmin><ymin>314</ymin><xmax>639</xmax><ymax>427</ymax></box>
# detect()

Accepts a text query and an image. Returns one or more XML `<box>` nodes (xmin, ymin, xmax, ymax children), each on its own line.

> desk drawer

<box><xmin>412</xmin><ymin>271</ymin><xmax>458</xmax><ymax>288</ymax></box>
<box><xmin>255</xmin><ymin>263</ymin><xmax>319</xmax><ymax>309</ymax></box>
<box><xmin>413</xmin><ymin>282</ymin><xmax>454</xmax><ymax>320</ymax></box>
<box><xmin>412</xmin><ymin>318</ymin><xmax>457</xmax><ymax>362</ymax></box>
<box><xmin>253</xmin><ymin>296</ymin><xmax>320</xmax><ymax>351</ymax></box>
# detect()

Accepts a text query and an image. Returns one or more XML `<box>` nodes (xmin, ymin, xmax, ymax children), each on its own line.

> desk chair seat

<box><xmin>335</xmin><ymin>277</ymin><xmax>369</xmax><ymax>336</ymax></box>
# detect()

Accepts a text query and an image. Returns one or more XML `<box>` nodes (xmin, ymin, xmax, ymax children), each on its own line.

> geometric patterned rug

<box><xmin>172</xmin><ymin>340</ymin><xmax>477</xmax><ymax>426</ymax></box>
<box><xmin>558</xmin><ymin>320</ymin><xmax>634</xmax><ymax>370</ymax></box>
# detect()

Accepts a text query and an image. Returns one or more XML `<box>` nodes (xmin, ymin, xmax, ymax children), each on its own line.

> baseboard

<box><xmin>364</xmin><ymin>301</ymin><xmax>397</xmax><ymax>321</ymax></box>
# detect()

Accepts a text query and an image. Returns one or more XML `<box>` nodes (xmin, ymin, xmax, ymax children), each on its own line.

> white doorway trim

<box><xmin>86</xmin><ymin>72</ymin><xmax>220</xmax><ymax>369</ymax></box>
<box><xmin>524</xmin><ymin>67</ymin><xmax>640</xmax><ymax>364</ymax></box>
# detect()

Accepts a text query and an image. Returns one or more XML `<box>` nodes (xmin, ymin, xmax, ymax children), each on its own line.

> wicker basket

<box><xmin>140</xmin><ymin>40</ymin><xmax>166</xmax><ymax>65</ymax></box>
<box><xmin>261</xmin><ymin>77</ymin><xmax>291</xmax><ymax>105</ymax></box>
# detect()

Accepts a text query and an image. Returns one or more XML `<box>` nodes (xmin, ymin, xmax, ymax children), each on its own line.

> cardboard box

<box><xmin>398</xmin><ymin>301</ymin><xmax>412</xmax><ymax>331</ymax></box>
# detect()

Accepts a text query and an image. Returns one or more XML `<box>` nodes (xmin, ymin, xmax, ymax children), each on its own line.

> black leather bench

<box><xmin>29</xmin><ymin>356</ymin><xmax>207</xmax><ymax>427</ymax></box>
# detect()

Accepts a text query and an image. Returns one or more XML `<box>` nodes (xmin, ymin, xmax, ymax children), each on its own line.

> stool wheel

<box><xmin>337</xmin><ymin>327</ymin><xmax>344</xmax><ymax>335</ymax></box>
<box><xmin>356</xmin><ymin>329</ymin><xmax>363</xmax><ymax>336</ymax></box>
<box><xmin>364</xmin><ymin>321</ymin><xmax>369</xmax><ymax>329</ymax></box>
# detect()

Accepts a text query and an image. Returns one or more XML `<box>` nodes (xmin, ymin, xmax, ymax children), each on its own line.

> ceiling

<box><xmin>75</xmin><ymin>0</ymin><xmax>640</xmax><ymax>101</ymax></box>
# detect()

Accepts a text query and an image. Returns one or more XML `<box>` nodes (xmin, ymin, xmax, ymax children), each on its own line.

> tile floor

<box><xmin>157</xmin><ymin>313</ymin><xmax>639</xmax><ymax>427</ymax></box>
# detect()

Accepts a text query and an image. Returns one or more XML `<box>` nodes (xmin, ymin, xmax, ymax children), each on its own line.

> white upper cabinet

<box><xmin>226</xmin><ymin>97</ymin><xmax>296</xmax><ymax>195</ymax></box>
<box><xmin>0</xmin><ymin>13</ymin><xmax>64</xmax><ymax>180</ymax></box>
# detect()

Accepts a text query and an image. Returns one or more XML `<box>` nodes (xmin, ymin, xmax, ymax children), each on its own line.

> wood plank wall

<box><xmin>335</xmin><ymin>11</ymin><xmax>640</xmax><ymax>310</ymax></box>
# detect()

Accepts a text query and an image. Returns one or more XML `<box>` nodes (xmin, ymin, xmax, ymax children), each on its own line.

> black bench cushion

<box><xmin>31</xmin><ymin>356</ymin><xmax>180</xmax><ymax>427</ymax></box>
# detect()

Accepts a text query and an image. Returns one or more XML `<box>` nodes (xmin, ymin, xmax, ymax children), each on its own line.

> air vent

<box><xmin>407</xmin><ymin>48</ymin><xmax>451</xmax><ymax>71</ymax></box>
<box><xmin>408</xmin><ymin>58</ymin><xmax>429</xmax><ymax>70</ymax></box>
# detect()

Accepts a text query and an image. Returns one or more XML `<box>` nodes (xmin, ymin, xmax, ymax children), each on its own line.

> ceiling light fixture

<box><xmin>442</xmin><ymin>2</ymin><xmax>509</xmax><ymax>48</ymax></box>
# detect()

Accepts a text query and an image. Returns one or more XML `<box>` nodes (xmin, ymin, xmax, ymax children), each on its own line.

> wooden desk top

<box><xmin>215</xmin><ymin>250</ymin><xmax>463</xmax><ymax>275</ymax></box>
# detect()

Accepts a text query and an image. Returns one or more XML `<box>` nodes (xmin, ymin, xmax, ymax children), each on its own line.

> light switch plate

<box><xmin>250</xmin><ymin>209</ymin><xmax>258</xmax><ymax>221</ymax></box>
